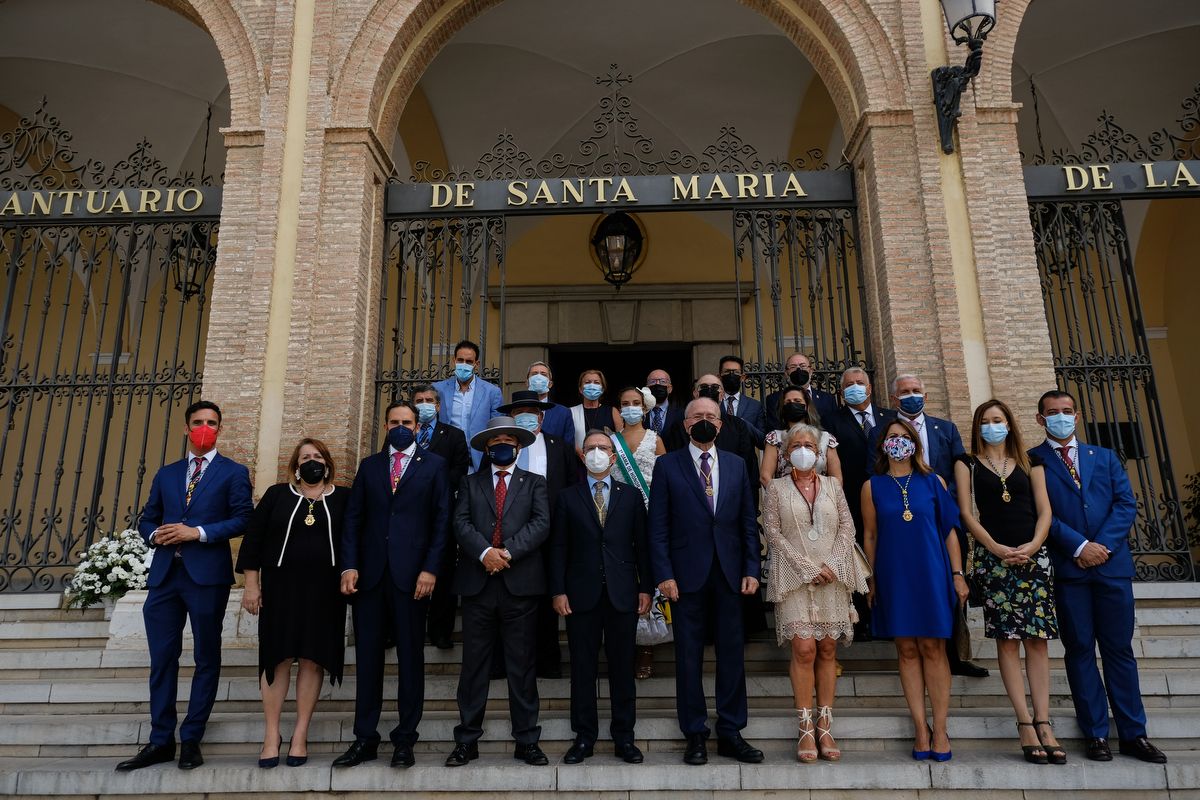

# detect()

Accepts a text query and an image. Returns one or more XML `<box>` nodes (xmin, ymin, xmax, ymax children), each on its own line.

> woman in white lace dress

<box><xmin>763</xmin><ymin>424</ymin><xmax>868</xmax><ymax>763</ymax></box>
<box><xmin>610</xmin><ymin>386</ymin><xmax>666</xmax><ymax>677</ymax></box>
<box><xmin>760</xmin><ymin>387</ymin><xmax>842</xmax><ymax>487</ymax></box>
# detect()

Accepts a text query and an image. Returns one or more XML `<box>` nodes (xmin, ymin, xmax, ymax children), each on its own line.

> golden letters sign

<box><xmin>0</xmin><ymin>187</ymin><xmax>220</xmax><ymax>220</ymax></box>
<box><xmin>1023</xmin><ymin>160</ymin><xmax>1200</xmax><ymax>199</ymax></box>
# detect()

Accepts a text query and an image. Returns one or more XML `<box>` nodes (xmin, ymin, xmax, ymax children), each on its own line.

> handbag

<box><xmin>636</xmin><ymin>591</ymin><xmax>674</xmax><ymax>646</ymax></box>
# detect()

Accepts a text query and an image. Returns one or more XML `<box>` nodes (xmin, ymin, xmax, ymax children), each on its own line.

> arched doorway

<box><xmin>0</xmin><ymin>0</ymin><xmax>234</xmax><ymax>591</ymax></box>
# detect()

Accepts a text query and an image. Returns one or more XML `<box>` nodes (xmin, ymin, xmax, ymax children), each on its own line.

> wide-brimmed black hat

<box><xmin>496</xmin><ymin>389</ymin><xmax>555</xmax><ymax>415</ymax></box>
<box><xmin>469</xmin><ymin>415</ymin><xmax>536</xmax><ymax>451</ymax></box>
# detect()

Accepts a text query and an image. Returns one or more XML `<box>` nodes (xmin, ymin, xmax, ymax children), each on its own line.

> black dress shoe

<box><xmin>333</xmin><ymin>739</ymin><xmax>378</xmax><ymax>767</ymax></box>
<box><xmin>683</xmin><ymin>733</ymin><xmax>708</xmax><ymax>765</ymax></box>
<box><xmin>1119</xmin><ymin>736</ymin><xmax>1167</xmax><ymax>764</ymax></box>
<box><xmin>563</xmin><ymin>740</ymin><xmax>593</xmax><ymax>764</ymax></box>
<box><xmin>432</xmin><ymin>634</ymin><xmax>454</xmax><ymax>650</ymax></box>
<box><xmin>514</xmin><ymin>743</ymin><xmax>549</xmax><ymax>766</ymax></box>
<box><xmin>178</xmin><ymin>741</ymin><xmax>204</xmax><ymax>770</ymax></box>
<box><xmin>716</xmin><ymin>733</ymin><xmax>764</xmax><ymax>763</ymax></box>
<box><xmin>537</xmin><ymin>665</ymin><xmax>563</xmax><ymax>680</ymax></box>
<box><xmin>444</xmin><ymin>742</ymin><xmax>478</xmax><ymax>767</ymax></box>
<box><xmin>391</xmin><ymin>743</ymin><xmax>415</xmax><ymax>768</ymax></box>
<box><xmin>949</xmin><ymin>660</ymin><xmax>990</xmax><ymax>678</ymax></box>
<box><xmin>1086</xmin><ymin>737</ymin><xmax>1113</xmax><ymax>762</ymax></box>
<box><xmin>115</xmin><ymin>742</ymin><xmax>175</xmax><ymax>771</ymax></box>
<box><xmin>614</xmin><ymin>742</ymin><xmax>644</xmax><ymax>764</ymax></box>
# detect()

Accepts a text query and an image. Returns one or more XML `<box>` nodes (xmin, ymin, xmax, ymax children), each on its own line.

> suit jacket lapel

<box><xmin>186</xmin><ymin>454</ymin><xmax>224</xmax><ymax>506</ymax></box>
<box><xmin>1077</xmin><ymin>444</ymin><xmax>1095</xmax><ymax>491</ymax></box>
<box><xmin>681</xmin><ymin>450</ymin><xmax>715</xmax><ymax>516</ymax></box>
<box><xmin>482</xmin><ymin>470</ymin><xmax>498</xmax><ymax>515</ymax></box>
<box><xmin>393</xmin><ymin>450</ymin><xmax>424</xmax><ymax>494</ymax></box>
<box><xmin>502</xmin><ymin>468</ymin><xmax>525</xmax><ymax>514</ymax></box>
<box><xmin>1038</xmin><ymin>442</ymin><xmax>1078</xmax><ymax>491</ymax></box>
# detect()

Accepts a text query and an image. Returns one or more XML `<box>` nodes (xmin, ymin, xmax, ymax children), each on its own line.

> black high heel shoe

<box><xmin>1017</xmin><ymin>722</ymin><xmax>1048</xmax><ymax>764</ymax></box>
<box><xmin>1034</xmin><ymin>720</ymin><xmax>1068</xmax><ymax>765</ymax></box>
<box><xmin>259</xmin><ymin>736</ymin><xmax>283</xmax><ymax>769</ymax></box>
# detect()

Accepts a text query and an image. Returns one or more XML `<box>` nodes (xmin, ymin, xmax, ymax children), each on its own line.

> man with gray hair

<box><xmin>763</xmin><ymin>352</ymin><xmax>838</xmax><ymax>433</ymax></box>
<box><xmin>525</xmin><ymin>361</ymin><xmax>575</xmax><ymax>448</ymax></box>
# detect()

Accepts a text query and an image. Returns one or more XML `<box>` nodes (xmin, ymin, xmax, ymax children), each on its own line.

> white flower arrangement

<box><xmin>65</xmin><ymin>529</ymin><xmax>150</xmax><ymax>609</ymax></box>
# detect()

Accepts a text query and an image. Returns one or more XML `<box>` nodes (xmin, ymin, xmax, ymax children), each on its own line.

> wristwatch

<box><xmin>952</xmin><ymin>570</ymin><xmax>965</xmax><ymax>577</ymax></box>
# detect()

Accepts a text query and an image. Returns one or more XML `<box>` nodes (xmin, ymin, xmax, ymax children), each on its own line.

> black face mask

<box><xmin>782</xmin><ymin>402</ymin><xmax>808</xmax><ymax>424</ymax></box>
<box><xmin>387</xmin><ymin>425</ymin><xmax>415</xmax><ymax>451</ymax></box>
<box><xmin>697</xmin><ymin>384</ymin><xmax>721</xmax><ymax>402</ymax></box>
<box><xmin>488</xmin><ymin>443</ymin><xmax>518</xmax><ymax>467</ymax></box>
<box><xmin>788</xmin><ymin>368</ymin><xmax>811</xmax><ymax>387</ymax></box>
<box><xmin>689</xmin><ymin>419</ymin><xmax>718</xmax><ymax>444</ymax></box>
<box><xmin>648</xmin><ymin>385</ymin><xmax>669</xmax><ymax>404</ymax></box>
<box><xmin>298</xmin><ymin>460</ymin><xmax>327</xmax><ymax>485</ymax></box>
<box><xmin>720</xmin><ymin>373</ymin><xmax>742</xmax><ymax>395</ymax></box>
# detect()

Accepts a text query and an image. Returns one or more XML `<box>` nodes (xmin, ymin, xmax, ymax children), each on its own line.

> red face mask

<box><xmin>189</xmin><ymin>425</ymin><xmax>219</xmax><ymax>453</ymax></box>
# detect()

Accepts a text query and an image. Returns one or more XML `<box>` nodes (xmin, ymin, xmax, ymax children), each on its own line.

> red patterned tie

<box><xmin>725</xmin><ymin>396</ymin><xmax>735</xmax><ymax>416</ymax></box>
<box><xmin>1057</xmin><ymin>445</ymin><xmax>1081</xmax><ymax>489</ymax></box>
<box><xmin>391</xmin><ymin>450</ymin><xmax>405</xmax><ymax>491</ymax></box>
<box><xmin>492</xmin><ymin>471</ymin><xmax>509</xmax><ymax>548</ymax></box>
<box><xmin>185</xmin><ymin>457</ymin><xmax>204</xmax><ymax>506</ymax></box>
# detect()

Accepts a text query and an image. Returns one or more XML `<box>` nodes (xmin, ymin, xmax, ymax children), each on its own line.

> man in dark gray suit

<box><xmin>446</xmin><ymin>417</ymin><xmax>551</xmax><ymax>768</ymax></box>
<box><xmin>718</xmin><ymin>355</ymin><xmax>767</xmax><ymax>447</ymax></box>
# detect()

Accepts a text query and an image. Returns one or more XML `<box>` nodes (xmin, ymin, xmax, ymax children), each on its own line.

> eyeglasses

<box><xmin>719</xmin><ymin>369</ymin><xmax>743</xmax><ymax>377</ymax></box>
<box><xmin>698</xmin><ymin>383</ymin><xmax>721</xmax><ymax>392</ymax></box>
<box><xmin>646</xmin><ymin>378</ymin><xmax>669</xmax><ymax>386</ymax></box>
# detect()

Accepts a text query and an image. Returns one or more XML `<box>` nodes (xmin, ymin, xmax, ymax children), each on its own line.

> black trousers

<box><xmin>426</xmin><ymin>544</ymin><xmax>459</xmax><ymax>643</ymax></box>
<box><xmin>565</xmin><ymin>591</ymin><xmax>638</xmax><ymax>745</ymax></box>
<box><xmin>454</xmin><ymin>576</ymin><xmax>541</xmax><ymax>746</ymax></box>
<box><xmin>350</xmin><ymin>577</ymin><xmax>428</xmax><ymax>745</ymax></box>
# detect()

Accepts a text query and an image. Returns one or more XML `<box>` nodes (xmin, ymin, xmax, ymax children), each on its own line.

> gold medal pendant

<box><xmin>902</xmin><ymin>509</ymin><xmax>913</xmax><ymax>522</ymax></box>
<box><xmin>304</xmin><ymin>512</ymin><xmax>316</xmax><ymax>526</ymax></box>
<box><xmin>1001</xmin><ymin>490</ymin><xmax>1012</xmax><ymax>503</ymax></box>
<box><xmin>705</xmin><ymin>487</ymin><xmax>714</xmax><ymax>497</ymax></box>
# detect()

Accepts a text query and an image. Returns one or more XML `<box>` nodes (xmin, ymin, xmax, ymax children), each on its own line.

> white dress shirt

<box><xmin>902</xmin><ymin>412</ymin><xmax>930</xmax><ymax>466</ymax></box>
<box><xmin>688</xmin><ymin>442</ymin><xmax>719</xmax><ymax>502</ymax></box>
<box><xmin>852</xmin><ymin>403</ymin><xmax>876</xmax><ymax>432</ymax></box>
<box><xmin>521</xmin><ymin>433</ymin><xmax>548</xmax><ymax>477</ymax></box>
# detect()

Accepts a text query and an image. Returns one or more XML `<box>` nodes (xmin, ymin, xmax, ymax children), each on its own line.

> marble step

<box><xmin>0</xmin><ymin>748</ymin><xmax>1196</xmax><ymax>797</ymax></box>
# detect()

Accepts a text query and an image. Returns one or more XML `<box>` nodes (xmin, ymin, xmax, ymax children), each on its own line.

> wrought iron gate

<box><xmin>1030</xmin><ymin>199</ymin><xmax>1191</xmax><ymax>580</ymax></box>
<box><xmin>0</xmin><ymin>101</ymin><xmax>219</xmax><ymax>592</ymax></box>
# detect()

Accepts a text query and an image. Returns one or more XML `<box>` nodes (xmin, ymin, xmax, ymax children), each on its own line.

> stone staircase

<box><xmin>1</xmin><ymin>583</ymin><xmax>1198</xmax><ymax>798</ymax></box>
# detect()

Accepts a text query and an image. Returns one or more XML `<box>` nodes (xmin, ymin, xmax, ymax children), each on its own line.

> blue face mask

<box><xmin>843</xmin><ymin>384</ymin><xmax>868</xmax><ymax>406</ymax></box>
<box><xmin>488</xmin><ymin>443</ymin><xmax>518</xmax><ymax>467</ymax></box>
<box><xmin>527</xmin><ymin>374</ymin><xmax>550</xmax><ymax>394</ymax></box>
<box><xmin>582</xmin><ymin>383</ymin><xmax>603</xmax><ymax>401</ymax></box>
<box><xmin>980</xmin><ymin>422</ymin><xmax>1009</xmax><ymax>444</ymax></box>
<box><xmin>513</xmin><ymin>412</ymin><xmax>540</xmax><ymax>432</ymax></box>
<box><xmin>416</xmin><ymin>402</ymin><xmax>437</xmax><ymax>424</ymax></box>
<box><xmin>897</xmin><ymin>393</ymin><xmax>925</xmax><ymax>416</ymax></box>
<box><xmin>620</xmin><ymin>406</ymin><xmax>644</xmax><ymax>425</ymax></box>
<box><xmin>1044</xmin><ymin>413</ymin><xmax>1076</xmax><ymax>440</ymax></box>
<box><xmin>454</xmin><ymin>363</ymin><xmax>475</xmax><ymax>383</ymax></box>
<box><xmin>386</xmin><ymin>425</ymin><xmax>415</xmax><ymax>451</ymax></box>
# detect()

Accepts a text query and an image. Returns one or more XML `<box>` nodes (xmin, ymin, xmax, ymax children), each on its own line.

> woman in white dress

<box><xmin>763</xmin><ymin>424</ymin><xmax>868</xmax><ymax>763</ymax></box>
<box><xmin>761</xmin><ymin>387</ymin><xmax>842</xmax><ymax>486</ymax></box>
<box><xmin>609</xmin><ymin>386</ymin><xmax>666</xmax><ymax>677</ymax></box>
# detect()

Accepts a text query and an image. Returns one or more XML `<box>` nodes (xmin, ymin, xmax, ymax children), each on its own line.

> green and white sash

<box><xmin>611</xmin><ymin>432</ymin><xmax>651</xmax><ymax>509</ymax></box>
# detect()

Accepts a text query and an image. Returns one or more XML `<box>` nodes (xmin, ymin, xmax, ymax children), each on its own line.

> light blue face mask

<box><xmin>513</xmin><ymin>412</ymin><xmax>540</xmax><ymax>432</ymax></box>
<box><xmin>980</xmin><ymin>422</ymin><xmax>1009</xmax><ymax>444</ymax></box>
<box><xmin>582</xmin><ymin>383</ymin><xmax>603</xmax><ymax>401</ymax></box>
<box><xmin>416</xmin><ymin>402</ymin><xmax>437</xmax><ymax>424</ymax></box>
<box><xmin>620</xmin><ymin>406</ymin><xmax>644</xmax><ymax>425</ymax></box>
<box><xmin>454</xmin><ymin>363</ymin><xmax>474</xmax><ymax>382</ymax></box>
<box><xmin>1044</xmin><ymin>413</ymin><xmax>1076</xmax><ymax>440</ymax></box>
<box><xmin>843</xmin><ymin>384</ymin><xmax>868</xmax><ymax>406</ymax></box>
<box><xmin>527</xmin><ymin>374</ymin><xmax>550</xmax><ymax>394</ymax></box>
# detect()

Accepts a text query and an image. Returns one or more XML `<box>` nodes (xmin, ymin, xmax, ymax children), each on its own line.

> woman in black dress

<box><xmin>953</xmin><ymin>400</ymin><xmax>1064</xmax><ymax>765</ymax></box>
<box><xmin>238</xmin><ymin>438</ymin><xmax>348</xmax><ymax>767</ymax></box>
<box><xmin>569</xmin><ymin>368</ymin><xmax>622</xmax><ymax>450</ymax></box>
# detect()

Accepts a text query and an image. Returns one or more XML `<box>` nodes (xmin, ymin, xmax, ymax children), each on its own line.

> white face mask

<box><xmin>789</xmin><ymin>447</ymin><xmax>818</xmax><ymax>471</ymax></box>
<box><xmin>584</xmin><ymin>447</ymin><xmax>611</xmax><ymax>474</ymax></box>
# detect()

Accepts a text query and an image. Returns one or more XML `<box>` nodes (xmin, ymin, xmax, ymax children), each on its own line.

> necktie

<box><xmin>593</xmin><ymin>480</ymin><xmax>607</xmax><ymax>526</ymax></box>
<box><xmin>857</xmin><ymin>411</ymin><xmax>869</xmax><ymax>434</ymax></box>
<box><xmin>185</xmin><ymin>456</ymin><xmax>204</xmax><ymax>506</ymax></box>
<box><xmin>1057</xmin><ymin>445</ymin><xmax>1081</xmax><ymax>488</ymax></box>
<box><xmin>699</xmin><ymin>452</ymin><xmax>714</xmax><ymax>513</ymax></box>
<box><xmin>652</xmin><ymin>407</ymin><xmax>664</xmax><ymax>433</ymax></box>
<box><xmin>726</xmin><ymin>396</ymin><xmax>735</xmax><ymax>416</ymax></box>
<box><xmin>418</xmin><ymin>424</ymin><xmax>432</xmax><ymax>449</ymax></box>
<box><xmin>391</xmin><ymin>450</ymin><xmax>405</xmax><ymax>491</ymax></box>
<box><xmin>492</xmin><ymin>471</ymin><xmax>509</xmax><ymax>547</ymax></box>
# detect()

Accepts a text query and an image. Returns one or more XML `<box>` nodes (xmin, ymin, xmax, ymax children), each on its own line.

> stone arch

<box><xmin>330</xmin><ymin>0</ymin><xmax>911</xmax><ymax>150</ymax></box>
<box><xmin>971</xmin><ymin>0</ymin><xmax>1032</xmax><ymax>110</ymax></box>
<box><xmin>148</xmin><ymin>0</ymin><xmax>265</xmax><ymax>128</ymax></box>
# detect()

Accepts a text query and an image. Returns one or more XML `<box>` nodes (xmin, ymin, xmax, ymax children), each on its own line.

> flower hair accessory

<box><xmin>639</xmin><ymin>386</ymin><xmax>657</xmax><ymax>411</ymax></box>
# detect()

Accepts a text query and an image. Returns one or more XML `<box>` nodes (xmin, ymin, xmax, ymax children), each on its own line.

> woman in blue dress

<box><xmin>862</xmin><ymin>418</ymin><xmax>968</xmax><ymax>762</ymax></box>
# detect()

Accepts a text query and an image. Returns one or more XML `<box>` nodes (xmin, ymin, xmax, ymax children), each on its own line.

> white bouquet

<box><xmin>65</xmin><ymin>529</ymin><xmax>150</xmax><ymax>609</ymax></box>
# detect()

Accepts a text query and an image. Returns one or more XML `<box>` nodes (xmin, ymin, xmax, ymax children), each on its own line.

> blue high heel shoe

<box><xmin>931</xmin><ymin>725</ymin><xmax>952</xmax><ymax>761</ymax></box>
<box><xmin>912</xmin><ymin>725</ymin><xmax>932</xmax><ymax>761</ymax></box>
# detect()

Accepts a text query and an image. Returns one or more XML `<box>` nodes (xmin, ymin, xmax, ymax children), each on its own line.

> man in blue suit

<box><xmin>335</xmin><ymin>400</ymin><xmax>450</xmax><ymax>769</ymax></box>
<box><xmin>649</xmin><ymin>397</ymin><xmax>763</xmax><ymax>766</ymax></box>
<box><xmin>645</xmin><ymin>369</ymin><xmax>684</xmax><ymax>436</ymax></box>
<box><xmin>763</xmin><ymin>352</ymin><xmax>838</xmax><ymax>433</ymax></box>
<box><xmin>870</xmin><ymin>373</ymin><xmax>987</xmax><ymax>677</ymax></box>
<box><xmin>525</xmin><ymin>360</ymin><xmax>575</xmax><ymax>449</ymax></box>
<box><xmin>434</xmin><ymin>339</ymin><xmax>502</xmax><ymax>471</ymax></box>
<box><xmin>1032</xmin><ymin>389</ymin><xmax>1166</xmax><ymax>764</ymax></box>
<box><xmin>117</xmin><ymin>400</ymin><xmax>253</xmax><ymax>771</ymax></box>
<box><xmin>718</xmin><ymin>355</ymin><xmax>768</xmax><ymax>447</ymax></box>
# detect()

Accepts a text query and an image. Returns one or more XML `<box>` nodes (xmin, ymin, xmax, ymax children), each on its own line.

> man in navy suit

<box><xmin>412</xmin><ymin>384</ymin><xmax>471</xmax><ymax>651</ymax></box>
<box><xmin>434</xmin><ymin>339</ymin><xmax>502</xmax><ymax>471</ymax></box>
<box><xmin>649</xmin><ymin>398</ymin><xmax>763</xmax><ymax>766</ymax></box>
<box><xmin>645</xmin><ymin>369</ymin><xmax>684</xmax><ymax>436</ymax></box>
<box><xmin>763</xmin><ymin>352</ymin><xmax>838</xmax><ymax>433</ymax></box>
<box><xmin>1032</xmin><ymin>390</ymin><xmax>1166</xmax><ymax>764</ymax></box>
<box><xmin>718</xmin><ymin>355</ymin><xmax>767</xmax><ymax>447</ymax></box>
<box><xmin>335</xmin><ymin>400</ymin><xmax>450</xmax><ymax>768</ymax></box>
<box><xmin>870</xmin><ymin>373</ymin><xmax>986</xmax><ymax>677</ymax></box>
<box><xmin>117</xmin><ymin>400</ymin><xmax>253</xmax><ymax>771</ymax></box>
<box><xmin>525</xmin><ymin>361</ymin><xmax>575</xmax><ymax>449</ymax></box>
<box><xmin>549</xmin><ymin>430</ymin><xmax>652</xmax><ymax>765</ymax></box>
